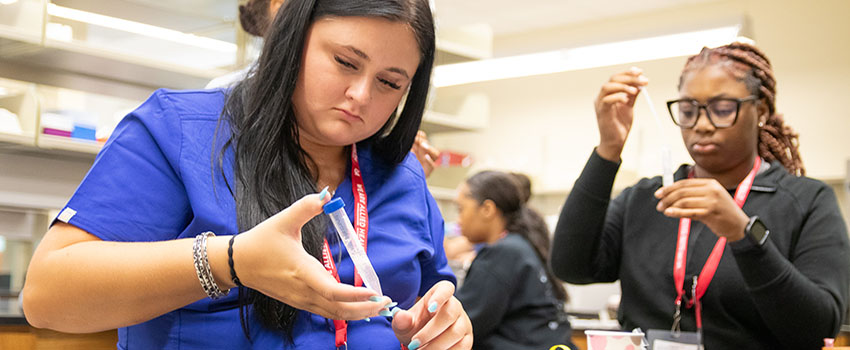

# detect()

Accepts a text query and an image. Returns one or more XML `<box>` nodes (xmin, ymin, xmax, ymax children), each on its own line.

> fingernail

<box><xmin>391</xmin><ymin>307</ymin><xmax>402</xmax><ymax>317</ymax></box>
<box><xmin>654</xmin><ymin>188</ymin><xmax>662</xmax><ymax>197</ymax></box>
<box><xmin>319</xmin><ymin>186</ymin><xmax>329</xmax><ymax>200</ymax></box>
<box><xmin>428</xmin><ymin>301</ymin><xmax>438</xmax><ymax>313</ymax></box>
<box><xmin>639</xmin><ymin>76</ymin><xmax>649</xmax><ymax>83</ymax></box>
<box><xmin>369</xmin><ymin>296</ymin><xmax>382</xmax><ymax>302</ymax></box>
<box><xmin>379</xmin><ymin>308</ymin><xmax>393</xmax><ymax>317</ymax></box>
<box><xmin>385</xmin><ymin>301</ymin><xmax>398</xmax><ymax>309</ymax></box>
<box><xmin>364</xmin><ymin>317</ymin><xmax>371</xmax><ymax>322</ymax></box>
<box><xmin>407</xmin><ymin>339</ymin><xmax>421</xmax><ymax>350</ymax></box>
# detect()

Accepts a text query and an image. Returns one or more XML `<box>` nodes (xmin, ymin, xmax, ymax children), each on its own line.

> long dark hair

<box><xmin>215</xmin><ymin>0</ymin><xmax>435</xmax><ymax>339</ymax></box>
<box><xmin>680</xmin><ymin>42</ymin><xmax>805</xmax><ymax>176</ymax></box>
<box><xmin>464</xmin><ymin>171</ymin><xmax>568</xmax><ymax>302</ymax></box>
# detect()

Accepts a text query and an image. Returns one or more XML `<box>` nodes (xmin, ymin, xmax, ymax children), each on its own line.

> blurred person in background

<box><xmin>455</xmin><ymin>170</ymin><xmax>575</xmax><ymax>350</ymax></box>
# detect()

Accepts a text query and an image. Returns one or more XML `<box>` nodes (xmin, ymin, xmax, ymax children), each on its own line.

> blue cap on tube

<box><xmin>323</xmin><ymin>197</ymin><xmax>345</xmax><ymax>214</ymax></box>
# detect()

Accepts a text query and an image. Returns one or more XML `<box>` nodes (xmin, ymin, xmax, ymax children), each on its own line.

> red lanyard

<box><xmin>321</xmin><ymin>145</ymin><xmax>369</xmax><ymax>349</ymax></box>
<box><xmin>672</xmin><ymin>157</ymin><xmax>761</xmax><ymax>331</ymax></box>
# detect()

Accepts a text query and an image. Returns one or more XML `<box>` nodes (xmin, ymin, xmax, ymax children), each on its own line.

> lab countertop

<box><xmin>0</xmin><ymin>295</ymin><xmax>27</xmax><ymax>325</ymax></box>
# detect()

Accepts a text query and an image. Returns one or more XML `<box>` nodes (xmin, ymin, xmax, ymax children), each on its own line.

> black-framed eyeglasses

<box><xmin>666</xmin><ymin>96</ymin><xmax>758</xmax><ymax>129</ymax></box>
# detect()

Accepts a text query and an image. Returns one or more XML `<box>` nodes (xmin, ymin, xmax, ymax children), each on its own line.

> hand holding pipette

<box><xmin>593</xmin><ymin>67</ymin><xmax>648</xmax><ymax>162</ymax></box>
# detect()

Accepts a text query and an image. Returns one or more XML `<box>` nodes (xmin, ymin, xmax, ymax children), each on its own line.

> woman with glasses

<box><xmin>551</xmin><ymin>42</ymin><xmax>849</xmax><ymax>349</ymax></box>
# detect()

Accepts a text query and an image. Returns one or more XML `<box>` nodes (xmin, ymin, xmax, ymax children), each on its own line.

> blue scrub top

<box><xmin>56</xmin><ymin>89</ymin><xmax>456</xmax><ymax>349</ymax></box>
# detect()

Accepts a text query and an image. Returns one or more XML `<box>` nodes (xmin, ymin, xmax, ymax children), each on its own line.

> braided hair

<box><xmin>680</xmin><ymin>42</ymin><xmax>805</xmax><ymax>176</ymax></box>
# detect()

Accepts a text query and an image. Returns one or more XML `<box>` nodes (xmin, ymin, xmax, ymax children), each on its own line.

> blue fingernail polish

<box><xmin>385</xmin><ymin>301</ymin><xmax>398</xmax><ymax>309</ymax></box>
<box><xmin>379</xmin><ymin>309</ymin><xmax>393</xmax><ymax>317</ymax></box>
<box><xmin>428</xmin><ymin>301</ymin><xmax>438</xmax><ymax>313</ymax></box>
<box><xmin>319</xmin><ymin>187</ymin><xmax>329</xmax><ymax>200</ymax></box>
<box><xmin>391</xmin><ymin>307</ymin><xmax>402</xmax><ymax>317</ymax></box>
<box><xmin>369</xmin><ymin>296</ymin><xmax>381</xmax><ymax>302</ymax></box>
<box><xmin>408</xmin><ymin>339</ymin><xmax>421</xmax><ymax>350</ymax></box>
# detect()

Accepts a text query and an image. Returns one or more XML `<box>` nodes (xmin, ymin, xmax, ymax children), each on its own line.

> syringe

<box><xmin>323</xmin><ymin>197</ymin><xmax>383</xmax><ymax>296</ymax></box>
<box><xmin>640</xmin><ymin>86</ymin><xmax>674</xmax><ymax>187</ymax></box>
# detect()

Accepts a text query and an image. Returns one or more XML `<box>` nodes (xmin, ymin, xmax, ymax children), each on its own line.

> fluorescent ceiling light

<box><xmin>46</xmin><ymin>3</ymin><xmax>236</xmax><ymax>53</ymax></box>
<box><xmin>433</xmin><ymin>25</ymin><xmax>741</xmax><ymax>87</ymax></box>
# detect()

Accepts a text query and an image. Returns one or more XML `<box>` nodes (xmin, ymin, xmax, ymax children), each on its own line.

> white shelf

<box><xmin>0</xmin><ymin>132</ymin><xmax>35</xmax><ymax>147</ymax></box>
<box><xmin>1</xmin><ymin>38</ymin><xmax>224</xmax><ymax>91</ymax></box>
<box><xmin>421</xmin><ymin>110</ymin><xmax>485</xmax><ymax>134</ymax></box>
<box><xmin>822</xmin><ymin>177</ymin><xmax>845</xmax><ymax>187</ymax></box>
<box><xmin>0</xmin><ymin>25</ymin><xmax>41</xmax><ymax>47</ymax></box>
<box><xmin>0</xmin><ymin>0</ymin><xmax>44</xmax><ymax>48</ymax></box>
<box><xmin>434</xmin><ymin>24</ymin><xmax>493</xmax><ymax>65</ymax></box>
<box><xmin>0</xmin><ymin>78</ymin><xmax>38</xmax><ymax>150</ymax></box>
<box><xmin>0</xmin><ymin>1</ymin><xmax>233</xmax><ymax>91</ymax></box>
<box><xmin>428</xmin><ymin>186</ymin><xmax>457</xmax><ymax>201</ymax></box>
<box><xmin>36</xmin><ymin>134</ymin><xmax>101</xmax><ymax>155</ymax></box>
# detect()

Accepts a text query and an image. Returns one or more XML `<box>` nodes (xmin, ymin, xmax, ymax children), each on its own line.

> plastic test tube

<box><xmin>640</xmin><ymin>86</ymin><xmax>674</xmax><ymax>187</ymax></box>
<box><xmin>323</xmin><ymin>197</ymin><xmax>383</xmax><ymax>296</ymax></box>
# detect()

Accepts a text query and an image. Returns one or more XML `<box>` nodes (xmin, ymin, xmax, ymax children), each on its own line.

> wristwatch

<box><xmin>745</xmin><ymin>215</ymin><xmax>770</xmax><ymax>247</ymax></box>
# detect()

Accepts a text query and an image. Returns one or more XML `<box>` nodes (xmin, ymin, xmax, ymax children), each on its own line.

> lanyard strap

<box><xmin>320</xmin><ymin>145</ymin><xmax>370</xmax><ymax>349</ymax></box>
<box><xmin>672</xmin><ymin>157</ymin><xmax>761</xmax><ymax>331</ymax></box>
<box><xmin>349</xmin><ymin>145</ymin><xmax>369</xmax><ymax>287</ymax></box>
<box><xmin>322</xmin><ymin>240</ymin><xmax>348</xmax><ymax>348</ymax></box>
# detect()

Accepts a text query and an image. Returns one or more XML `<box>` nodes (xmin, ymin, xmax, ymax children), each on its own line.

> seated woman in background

<box><xmin>551</xmin><ymin>42</ymin><xmax>849</xmax><ymax>349</ymax></box>
<box><xmin>455</xmin><ymin>170</ymin><xmax>575</xmax><ymax>350</ymax></box>
<box><xmin>443</xmin><ymin>172</ymin><xmax>542</xmax><ymax>276</ymax></box>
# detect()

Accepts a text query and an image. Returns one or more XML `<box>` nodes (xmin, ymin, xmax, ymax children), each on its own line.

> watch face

<box><xmin>749</xmin><ymin>218</ymin><xmax>769</xmax><ymax>245</ymax></box>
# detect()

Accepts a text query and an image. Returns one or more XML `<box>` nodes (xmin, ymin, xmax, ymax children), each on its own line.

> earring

<box><xmin>758</xmin><ymin>121</ymin><xmax>764</xmax><ymax>128</ymax></box>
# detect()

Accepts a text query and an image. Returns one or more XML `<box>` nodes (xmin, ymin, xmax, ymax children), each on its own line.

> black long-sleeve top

<box><xmin>551</xmin><ymin>150</ymin><xmax>850</xmax><ymax>350</ymax></box>
<box><xmin>457</xmin><ymin>233</ymin><xmax>575</xmax><ymax>350</ymax></box>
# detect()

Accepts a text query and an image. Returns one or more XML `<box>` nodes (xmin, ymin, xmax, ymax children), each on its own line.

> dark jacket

<box><xmin>457</xmin><ymin>233</ymin><xmax>575</xmax><ymax>350</ymax></box>
<box><xmin>551</xmin><ymin>150</ymin><xmax>850</xmax><ymax>350</ymax></box>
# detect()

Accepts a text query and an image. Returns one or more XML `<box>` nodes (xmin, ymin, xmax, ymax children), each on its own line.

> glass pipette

<box><xmin>640</xmin><ymin>86</ymin><xmax>674</xmax><ymax>187</ymax></box>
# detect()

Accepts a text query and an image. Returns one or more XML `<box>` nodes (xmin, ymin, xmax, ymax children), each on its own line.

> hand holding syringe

<box><xmin>639</xmin><ymin>86</ymin><xmax>674</xmax><ymax>187</ymax></box>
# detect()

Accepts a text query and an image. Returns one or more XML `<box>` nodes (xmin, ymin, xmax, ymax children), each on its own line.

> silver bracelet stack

<box><xmin>192</xmin><ymin>231</ymin><xmax>229</xmax><ymax>300</ymax></box>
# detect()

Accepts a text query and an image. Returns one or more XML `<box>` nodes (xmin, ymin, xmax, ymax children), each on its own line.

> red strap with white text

<box><xmin>672</xmin><ymin>157</ymin><xmax>761</xmax><ymax>331</ymax></box>
<box><xmin>320</xmin><ymin>145</ymin><xmax>370</xmax><ymax>349</ymax></box>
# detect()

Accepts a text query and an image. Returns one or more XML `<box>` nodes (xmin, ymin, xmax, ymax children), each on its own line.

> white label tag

<box><xmin>653</xmin><ymin>339</ymin><xmax>700</xmax><ymax>350</ymax></box>
<box><xmin>57</xmin><ymin>207</ymin><xmax>77</xmax><ymax>222</ymax></box>
<box><xmin>646</xmin><ymin>329</ymin><xmax>702</xmax><ymax>350</ymax></box>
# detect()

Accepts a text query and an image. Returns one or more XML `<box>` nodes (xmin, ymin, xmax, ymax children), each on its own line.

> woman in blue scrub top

<box><xmin>21</xmin><ymin>0</ymin><xmax>473</xmax><ymax>349</ymax></box>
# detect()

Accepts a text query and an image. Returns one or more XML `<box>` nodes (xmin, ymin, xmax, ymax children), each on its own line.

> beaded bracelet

<box><xmin>192</xmin><ymin>232</ymin><xmax>229</xmax><ymax>299</ymax></box>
